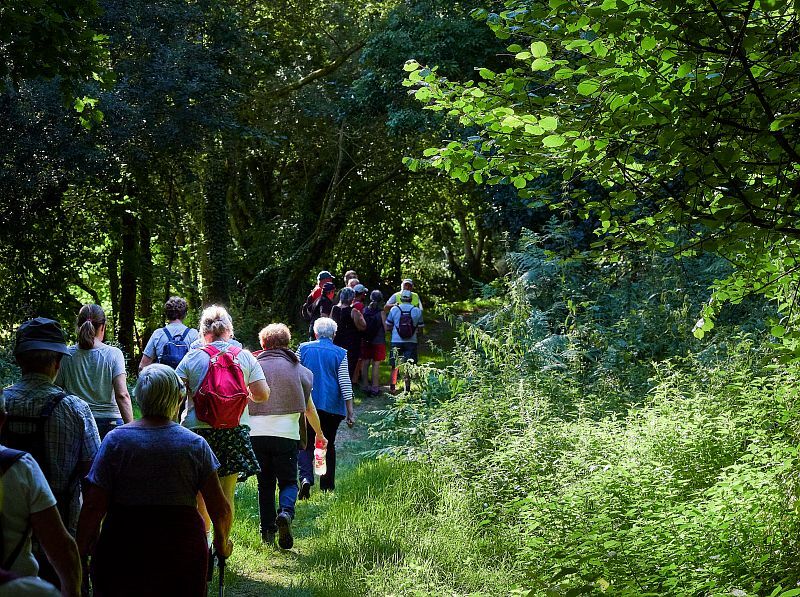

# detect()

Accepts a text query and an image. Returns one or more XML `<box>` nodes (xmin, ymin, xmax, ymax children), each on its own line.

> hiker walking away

<box><xmin>77</xmin><ymin>365</ymin><xmax>233</xmax><ymax>597</ymax></box>
<box><xmin>55</xmin><ymin>305</ymin><xmax>133</xmax><ymax>439</ymax></box>
<box><xmin>330</xmin><ymin>288</ymin><xmax>366</xmax><ymax>382</ymax></box>
<box><xmin>1</xmin><ymin>318</ymin><xmax>100</xmax><ymax>588</ymax></box>
<box><xmin>138</xmin><ymin>296</ymin><xmax>200</xmax><ymax>371</ymax></box>
<box><xmin>0</xmin><ymin>392</ymin><xmax>83</xmax><ymax>597</ymax></box>
<box><xmin>343</xmin><ymin>270</ymin><xmax>358</xmax><ymax>287</ymax></box>
<box><xmin>352</xmin><ymin>284</ymin><xmax>368</xmax><ymax>313</ymax></box>
<box><xmin>384</xmin><ymin>278</ymin><xmax>423</xmax><ymax>312</ymax></box>
<box><xmin>297</xmin><ymin>318</ymin><xmax>355</xmax><ymax>496</ymax></box>
<box><xmin>301</xmin><ymin>271</ymin><xmax>335</xmax><ymax>326</ymax></box>
<box><xmin>302</xmin><ymin>281</ymin><xmax>336</xmax><ymax>341</ymax></box>
<box><xmin>175</xmin><ymin>306</ymin><xmax>269</xmax><ymax>539</ymax></box>
<box><xmin>360</xmin><ymin>291</ymin><xmax>387</xmax><ymax>396</ymax></box>
<box><xmin>385</xmin><ymin>290</ymin><xmax>424</xmax><ymax>393</ymax></box>
<box><xmin>250</xmin><ymin>324</ymin><xmax>328</xmax><ymax>550</ymax></box>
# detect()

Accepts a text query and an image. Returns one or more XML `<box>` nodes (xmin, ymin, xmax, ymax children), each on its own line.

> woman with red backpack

<box><xmin>175</xmin><ymin>306</ymin><xmax>270</xmax><ymax>537</ymax></box>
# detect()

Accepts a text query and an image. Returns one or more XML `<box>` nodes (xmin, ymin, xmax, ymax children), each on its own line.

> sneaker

<box><xmin>276</xmin><ymin>511</ymin><xmax>294</xmax><ymax>550</ymax></box>
<box><xmin>298</xmin><ymin>478</ymin><xmax>311</xmax><ymax>500</ymax></box>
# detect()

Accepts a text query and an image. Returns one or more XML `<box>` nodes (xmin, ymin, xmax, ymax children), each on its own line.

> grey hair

<box><xmin>136</xmin><ymin>364</ymin><xmax>184</xmax><ymax>418</ymax></box>
<box><xmin>313</xmin><ymin>317</ymin><xmax>338</xmax><ymax>339</ymax></box>
<box><xmin>199</xmin><ymin>305</ymin><xmax>234</xmax><ymax>341</ymax></box>
<box><xmin>338</xmin><ymin>287</ymin><xmax>355</xmax><ymax>306</ymax></box>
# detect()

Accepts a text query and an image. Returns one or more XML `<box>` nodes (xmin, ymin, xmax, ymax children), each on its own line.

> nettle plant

<box><xmin>402</xmin><ymin>0</ymin><xmax>800</xmax><ymax>356</ymax></box>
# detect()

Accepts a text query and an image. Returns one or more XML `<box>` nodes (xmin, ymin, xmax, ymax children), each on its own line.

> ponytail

<box><xmin>77</xmin><ymin>304</ymin><xmax>107</xmax><ymax>350</ymax></box>
<box><xmin>78</xmin><ymin>319</ymin><xmax>96</xmax><ymax>349</ymax></box>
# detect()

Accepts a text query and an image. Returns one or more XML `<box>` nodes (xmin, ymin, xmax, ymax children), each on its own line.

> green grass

<box><xmin>217</xmin><ymin>397</ymin><xmax>516</xmax><ymax>596</ymax></box>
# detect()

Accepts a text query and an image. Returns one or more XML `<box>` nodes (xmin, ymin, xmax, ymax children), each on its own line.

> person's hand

<box><xmin>216</xmin><ymin>537</ymin><xmax>234</xmax><ymax>558</ymax></box>
<box><xmin>346</xmin><ymin>414</ymin><xmax>355</xmax><ymax>428</ymax></box>
<box><xmin>317</xmin><ymin>435</ymin><xmax>329</xmax><ymax>449</ymax></box>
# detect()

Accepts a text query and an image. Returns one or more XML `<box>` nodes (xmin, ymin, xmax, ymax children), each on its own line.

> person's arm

<box><xmin>138</xmin><ymin>354</ymin><xmax>154</xmax><ymax>372</ymax></box>
<box><xmin>199</xmin><ymin>472</ymin><xmax>233</xmax><ymax>558</ymax></box>
<box><xmin>352</xmin><ymin>308</ymin><xmax>366</xmax><ymax>331</ymax></box>
<box><xmin>76</xmin><ymin>483</ymin><xmax>108</xmax><ymax>557</ymax></box>
<box><xmin>248</xmin><ymin>379</ymin><xmax>270</xmax><ymax>403</ymax></box>
<box><xmin>383</xmin><ymin>294</ymin><xmax>397</xmax><ymax>313</ymax></box>
<box><xmin>112</xmin><ymin>374</ymin><xmax>134</xmax><ymax>423</ymax></box>
<box><xmin>33</xmin><ymin>506</ymin><xmax>82</xmax><ymax>597</ymax></box>
<box><xmin>384</xmin><ymin>309</ymin><xmax>395</xmax><ymax>332</ymax></box>
<box><xmin>337</xmin><ymin>357</ymin><xmax>355</xmax><ymax>427</ymax></box>
<box><xmin>304</xmin><ymin>397</ymin><xmax>328</xmax><ymax>449</ymax></box>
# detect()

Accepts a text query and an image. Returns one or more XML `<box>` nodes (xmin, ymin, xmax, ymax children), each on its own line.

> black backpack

<box><xmin>301</xmin><ymin>293</ymin><xmax>317</xmax><ymax>322</ymax></box>
<box><xmin>158</xmin><ymin>326</ymin><xmax>190</xmax><ymax>368</ymax></box>
<box><xmin>363</xmin><ymin>307</ymin><xmax>383</xmax><ymax>339</ymax></box>
<box><xmin>0</xmin><ymin>392</ymin><xmax>76</xmax><ymax>524</ymax></box>
<box><xmin>394</xmin><ymin>305</ymin><xmax>417</xmax><ymax>339</ymax></box>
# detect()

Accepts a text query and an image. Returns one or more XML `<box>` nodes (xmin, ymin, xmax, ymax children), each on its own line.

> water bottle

<box><xmin>314</xmin><ymin>439</ymin><xmax>327</xmax><ymax>476</ymax></box>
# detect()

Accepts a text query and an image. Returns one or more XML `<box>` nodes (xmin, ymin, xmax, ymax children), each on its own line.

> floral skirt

<box><xmin>194</xmin><ymin>425</ymin><xmax>260</xmax><ymax>481</ymax></box>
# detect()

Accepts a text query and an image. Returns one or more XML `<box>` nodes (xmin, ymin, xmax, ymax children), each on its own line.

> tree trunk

<box><xmin>118</xmin><ymin>209</ymin><xmax>139</xmax><ymax>369</ymax></box>
<box><xmin>108</xmin><ymin>241</ymin><xmax>120</xmax><ymax>339</ymax></box>
<box><xmin>138</xmin><ymin>220</ymin><xmax>154</xmax><ymax>358</ymax></box>
<box><xmin>201</xmin><ymin>153</ymin><xmax>232</xmax><ymax>305</ymax></box>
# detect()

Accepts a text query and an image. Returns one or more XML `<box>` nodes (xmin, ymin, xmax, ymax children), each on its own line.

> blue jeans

<box><xmin>251</xmin><ymin>436</ymin><xmax>299</xmax><ymax>534</ymax></box>
<box><xmin>95</xmin><ymin>417</ymin><xmax>124</xmax><ymax>440</ymax></box>
<box><xmin>390</xmin><ymin>342</ymin><xmax>418</xmax><ymax>369</ymax></box>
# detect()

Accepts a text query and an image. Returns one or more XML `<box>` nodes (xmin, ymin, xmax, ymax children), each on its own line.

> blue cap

<box><xmin>317</xmin><ymin>270</ymin><xmax>333</xmax><ymax>282</ymax></box>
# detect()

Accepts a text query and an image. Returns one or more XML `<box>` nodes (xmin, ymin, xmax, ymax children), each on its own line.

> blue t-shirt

<box><xmin>87</xmin><ymin>423</ymin><xmax>219</xmax><ymax>507</ymax></box>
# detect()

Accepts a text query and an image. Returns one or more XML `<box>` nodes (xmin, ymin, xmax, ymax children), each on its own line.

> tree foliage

<box><xmin>404</xmin><ymin>0</ymin><xmax>800</xmax><ymax>350</ymax></box>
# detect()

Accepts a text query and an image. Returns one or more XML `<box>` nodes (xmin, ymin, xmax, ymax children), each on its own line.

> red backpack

<box><xmin>193</xmin><ymin>345</ymin><xmax>248</xmax><ymax>429</ymax></box>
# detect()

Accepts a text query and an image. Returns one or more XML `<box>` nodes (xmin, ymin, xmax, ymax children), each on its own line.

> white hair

<box><xmin>313</xmin><ymin>317</ymin><xmax>338</xmax><ymax>339</ymax></box>
<box><xmin>136</xmin><ymin>364</ymin><xmax>184</xmax><ymax>418</ymax></box>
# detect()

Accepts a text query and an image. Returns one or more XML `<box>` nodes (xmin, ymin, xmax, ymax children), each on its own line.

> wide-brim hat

<box><xmin>15</xmin><ymin>317</ymin><xmax>70</xmax><ymax>355</ymax></box>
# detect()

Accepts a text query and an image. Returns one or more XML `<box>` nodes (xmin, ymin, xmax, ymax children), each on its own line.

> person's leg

<box><xmin>275</xmin><ymin>438</ymin><xmax>299</xmax><ymax>517</ymax></box>
<box><xmin>317</xmin><ymin>411</ymin><xmax>344</xmax><ymax>491</ymax></box>
<box><xmin>251</xmin><ymin>436</ymin><xmax>278</xmax><ymax>538</ymax></box>
<box><xmin>372</xmin><ymin>358</ymin><xmax>381</xmax><ymax>392</ymax></box>
<box><xmin>360</xmin><ymin>358</ymin><xmax>371</xmax><ymax>391</ymax></box>
<box><xmin>389</xmin><ymin>344</ymin><xmax>400</xmax><ymax>392</ymax></box>
<box><xmin>297</xmin><ymin>418</ymin><xmax>316</xmax><ymax>495</ymax></box>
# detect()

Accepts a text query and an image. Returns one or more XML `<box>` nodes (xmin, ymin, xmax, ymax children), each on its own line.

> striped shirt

<box><xmin>2</xmin><ymin>373</ymin><xmax>101</xmax><ymax>532</ymax></box>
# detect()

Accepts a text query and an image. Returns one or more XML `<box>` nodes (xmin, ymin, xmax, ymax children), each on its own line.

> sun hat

<box><xmin>400</xmin><ymin>289</ymin><xmax>413</xmax><ymax>300</ymax></box>
<box><xmin>317</xmin><ymin>270</ymin><xmax>334</xmax><ymax>282</ymax></box>
<box><xmin>401</xmin><ymin>278</ymin><xmax>413</xmax><ymax>286</ymax></box>
<box><xmin>15</xmin><ymin>317</ymin><xmax>70</xmax><ymax>355</ymax></box>
<box><xmin>353</xmin><ymin>284</ymin><xmax>367</xmax><ymax>294</ymax></box>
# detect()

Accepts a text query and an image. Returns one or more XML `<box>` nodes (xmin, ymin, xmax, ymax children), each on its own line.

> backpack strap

<box><xmin>201</xmin><ymin>345</ymin><xmax>221</xmax><ymax>358</ymax></box>
<box><xmin>176</xmin><ymin>326</ymin><xmax>189</xmax><ymax>341</ymax></box>
<box><xmin>39</xmin><ymin>392</ymin><xmax>67</xmax><ymax>419</ymax></box>
<box><xmin>0</xmin><ymin>448</ymin><xmax>31</xmax><ymax>570</ymax></box>
<box><xmin>162</xmin><ymin>327</ymin><xmax>174</xmax><ymax>342</ymax></box>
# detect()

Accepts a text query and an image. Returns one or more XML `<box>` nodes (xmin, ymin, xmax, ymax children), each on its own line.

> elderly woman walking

<box><xmin>250</xmin><ymin>324</ymin><xmax>327</xmax><ymax>549</ymax></box>
<box><xmin>297</xmin><ymin>318</ymin><xmax>355</xmax><ymax>497</ymax></box>
<box><xmin>56</xmin><ymin>304</ymin><xmax>133</xmax><ymax>438</ymax></box>
<box><xmin>77</xmin><ymin>365</ymin><xmax>233</xmax><ymax>596</ymax></box>
<box><xmin>176</xmin><ymin>305</ymin><xmax>269</xmax><ymax>531</ymax></box>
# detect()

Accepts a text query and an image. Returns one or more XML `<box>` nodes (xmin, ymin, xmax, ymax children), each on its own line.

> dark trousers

<box><xmin>251</xmin><ymin>436</ymin><xmax>299</xmax><ymax>534</ymax></box>
<box><xmin>298</xmin><ymin>410</ymin><xmax>344</xmax><ymax>491</ymax></box>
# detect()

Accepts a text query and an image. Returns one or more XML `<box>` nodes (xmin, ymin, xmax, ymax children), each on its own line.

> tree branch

<box><xmin>270</xmin><ymin>41</ymin><xmax>365</xmax><ymax>100</ymax></box>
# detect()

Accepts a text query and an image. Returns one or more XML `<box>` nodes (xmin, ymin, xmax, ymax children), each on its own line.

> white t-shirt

<box><xmin>0</xmin><ymin>449</ymin><xmax>57</xmax><ymax>576</ymax></box>
<box><xmin>248</xmin><ymin>413</ymin><xmax>302</xmax><ymax>440</ymax></box>
<box><xmin>175</xmin><ymin>341</ymin><xmax>265</xmax><ymax>429</ymax></box>
<box><xmin>142</xmin><ymin>322</ymin><xmax>200</xmax><ymax>361</ymax></box>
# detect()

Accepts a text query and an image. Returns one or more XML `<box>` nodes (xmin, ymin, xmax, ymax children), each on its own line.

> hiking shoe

<box><xmin>276</xmin><ymin>512</ymin><xmax>294</xmax><ymax>550</ymax></box>
<box><xmin>298</xmin><ymin>478</ymin><xmax>311</xmax><ymax>500</ymax></box>
<box><xmin>261</xmin><ymin>530</ymin><xmax>276</xmax><ymax>545</ymax></box>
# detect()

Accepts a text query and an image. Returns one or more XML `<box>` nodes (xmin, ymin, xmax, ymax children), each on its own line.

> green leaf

<box><xmin>641</xmin><ymin>36</ymin><xmax>657</xmax><ymax>51</ymax></box>
<box><xmin>543</xmin><ymin>134</ymin><xmax>566</xmax><ymax>147</ymax></box>
<box><xmin>540</xmin><ymin>116</ymin><xmax>558</xmax><ymax>131</ymax></box>
<box><xmin>677</xmin><ymin>62</ymin><xmax>693</xmax><ymax>78</ymax></box>
<box><xmin>531</xmin><ymin>41</ymin><xmax>549</xmax><ymax>58</ymax></box>
<box><xmin>577</xmin><ymin>80</ymin><xmax>600</xmax><ymax>95</ymax></box>
<box><xmin>772</xmin><ymin>325</ymin><xmax>787</xmax><ymax>337</ymax></box>
<box><xmin>403</xmin><ymin>60</ymin><xmax>420</xmax><ymax>72</ymax></box>
<box><xmin>479</xmin><ymin>68</ymin><xmax>496</xmax><ymax>80</ymax></box>
<box><xmin>531</xmin><ymin>57</ymin><xmax>554</xmax><ymax>71</ymax></box>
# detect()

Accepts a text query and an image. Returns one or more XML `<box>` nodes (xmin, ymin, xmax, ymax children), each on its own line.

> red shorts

<box><xmin>360</xmin><ymin>342</ymin><xmax>386</xmax><ymax>362</ymax></box>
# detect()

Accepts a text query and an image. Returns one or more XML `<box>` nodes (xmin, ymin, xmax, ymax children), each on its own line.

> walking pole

<box><xmin>217</xmin><ymin>552</ymin><xmax>226</xmax><ymax>597</ymax></box>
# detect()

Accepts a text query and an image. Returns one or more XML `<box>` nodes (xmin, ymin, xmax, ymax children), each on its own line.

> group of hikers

<box><xmin>0</xmin><ymin>270</ymin><xmax>425</xmax><ymax>596</ymax></box>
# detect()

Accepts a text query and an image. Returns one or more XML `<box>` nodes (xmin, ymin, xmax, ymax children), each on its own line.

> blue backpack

<box><xmin>158</xmin><ymin>327</ymin><xmax>191</xmax><ymax>368</ymax></box>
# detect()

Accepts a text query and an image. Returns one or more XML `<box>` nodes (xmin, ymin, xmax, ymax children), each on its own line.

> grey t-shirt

<box><xmin>142</xmin><ymin>322</ymin><xmax>200</xmax><ymax>361</ymax></box>
<box><xmin>56</xmin><ymin>344</ymin><xmax>126</xmax><ymax>418</ymax></box>
<box><xmin>87</xmin><ymin>423</ymin><xmax>219</xmax><ymax>507</ymax></box>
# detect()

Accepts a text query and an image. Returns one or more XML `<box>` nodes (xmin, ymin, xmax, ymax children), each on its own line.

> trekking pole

<box><xmin>217</xmin><ymin>552</ymin><xmax>226</xmax><ymax>597</ymax></box>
